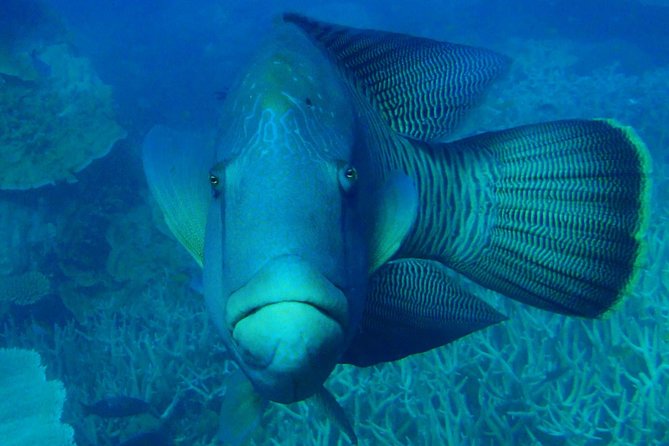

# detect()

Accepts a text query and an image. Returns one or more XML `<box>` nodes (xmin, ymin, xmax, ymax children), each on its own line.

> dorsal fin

<box><xmin>367</xmin><ymin>171</ymin><xmax>418</xmax><ymax>274</ymax></box>
<box><xmin>283</xmin><ymin>13</ymin><xmax>510</xmax><ymax>142</ymax></box>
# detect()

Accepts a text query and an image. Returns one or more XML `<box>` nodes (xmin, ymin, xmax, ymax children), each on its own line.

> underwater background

<box><xmin>1</xmin><ymin>0</ymin><xmax>668</xmax><ymax>445</ymax></box>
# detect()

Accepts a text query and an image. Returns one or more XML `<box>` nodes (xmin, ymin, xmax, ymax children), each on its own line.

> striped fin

<box><xmin>142</xmin><ymin>126</ymin><xmax>213</xmax><ymax>266</ymax></box>
<box><xmin>395</xmin><ymin>119</ymin><xmax>651</xmax><ymax>318</ymax></box>
<box><xmin>341</xmin><ymin>259</ymin><xmax>506</xmax><ymax>367</ymax></box>
<box><xmin>283</xmin><ymin>13</ymin><xmax>510</xmax><ymax>142</ymax></box>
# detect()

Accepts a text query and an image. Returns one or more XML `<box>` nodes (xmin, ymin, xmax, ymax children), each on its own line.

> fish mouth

<box><xmin>225</xmin><ymin>255</ymin><xmax>349</xmax><ymax>338</ymax></box>
<box><xmin>228</xmin><ymin>293</ymin><xmax>347</xmax><ymax>338</ymax></box>
<box><xmin>231</xmin><ymin>300</ymin><xmax>343</xmax><ymax>369</ymax></box>
<box><xmin>223</xmin><ymin>256</ymin><xmax>348</xmax><ymax>402</ymax></box>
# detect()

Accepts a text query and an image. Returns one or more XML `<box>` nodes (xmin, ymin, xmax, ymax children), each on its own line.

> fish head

<box><xmin>204</xmin><ymin>26</ymin><xmax>367</xmax><ymax>404</ymax></box>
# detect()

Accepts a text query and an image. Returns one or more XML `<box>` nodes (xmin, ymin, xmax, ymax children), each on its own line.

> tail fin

<box><xmin>402</xmin><ymin>119</ymin><xmax>650</xmax><ymax>318</ymax></box>
<box><xmin>455</xmin><ymin>120</ymin><xmax>650</xmax><ymax>317</ymax></box>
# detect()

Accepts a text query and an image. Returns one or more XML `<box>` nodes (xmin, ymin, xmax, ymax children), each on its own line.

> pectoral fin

<box><xmin>142</xmin><ymin>126</ymin><xmax>213</xmax><ymax>266</ymax></box>
<box><xmin>342</xmin><ymin>258</ymin><xmax>506</xmax><ymax>367</ymax></box>
<box><xmin>367</xmin><ymin>172</ymin><xmax>418</xmax><ymax>274</ymax></box>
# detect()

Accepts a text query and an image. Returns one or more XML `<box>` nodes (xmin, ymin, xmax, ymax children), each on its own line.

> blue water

<box><xmin>1</xmin><ymin>1</ymin><xmax>668</xmax><ymax>445</ymax></box>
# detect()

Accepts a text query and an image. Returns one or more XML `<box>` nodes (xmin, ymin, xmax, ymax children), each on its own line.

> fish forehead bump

<box><xmin>218</xmin><ymin>24</ymin><xmax>354</xmax><ymax>162</ymax></box>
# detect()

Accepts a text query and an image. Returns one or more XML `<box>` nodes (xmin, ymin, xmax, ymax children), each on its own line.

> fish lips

<box><xmin>225</xmin><ymin>256</ymin><xmax>349</xmax><ymax>402</ymax></box>
<box><xmin>225</xmin><ymin>256</ymin><xmax>349</xmax><ymax>337</ymax></box>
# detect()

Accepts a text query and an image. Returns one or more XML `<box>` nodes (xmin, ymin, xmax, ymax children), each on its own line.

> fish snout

<box><xmin>225</xmin><ymin>256</ymin><xmax>349</xmax><ymax>403</ymax></box>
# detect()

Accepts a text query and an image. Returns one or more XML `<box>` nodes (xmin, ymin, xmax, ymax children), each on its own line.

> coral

<box><xmin>56</xmin><ymin>201</ymin><xmax>194</xmax><ymax>322</ymax></box>
<box><xmin>0</xmin><ymin>271</ymin><xmax>51</xmax><ymax>305</ymax></box>
<box><xmin>0</xmin><ymin>348</ymin><xmax>75</xmax><ymax>446</ymax></box>
<box><xmin>0</xmin><ymin>44</ymin><xmax>126</xmax><ymax>190</ymax></box>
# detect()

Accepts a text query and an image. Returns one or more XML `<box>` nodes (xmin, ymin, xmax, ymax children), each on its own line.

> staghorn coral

<box><xmin>0</xmin><ymin>44</ymin><xmax>126</xmax><ymax>190</ymax></box>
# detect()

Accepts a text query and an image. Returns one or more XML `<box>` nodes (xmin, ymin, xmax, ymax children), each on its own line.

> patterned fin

<box><xmin>142</xmin><ymin>126</ymin><xmax>213</xmax><ymax>266</ymax></box>
<box><xmin>341</xmin><ymin>259</ymin><xmax>506</xmax><ymax>367</ymax></box>
<box><xmin>283</xmin><ymin>13</ymin><xmax>510</xmax><ymax>142</ymax></box>
<box><xmin>396</xmin><ymin>120</ymin><xmax>651</xmax><ymax>318</ymax></box>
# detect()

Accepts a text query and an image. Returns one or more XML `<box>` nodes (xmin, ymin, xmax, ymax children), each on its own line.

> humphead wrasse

<box><xmin>142</xmin><ymin>14</ymin><xmax>650</xmax><ymax>444</ymax></box>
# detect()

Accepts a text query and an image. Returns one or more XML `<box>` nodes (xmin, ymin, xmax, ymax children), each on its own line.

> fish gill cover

<box><xmin>0</xmin><ymin>1</ymin><xmax>668</xmax><ymax>445</ymax></box>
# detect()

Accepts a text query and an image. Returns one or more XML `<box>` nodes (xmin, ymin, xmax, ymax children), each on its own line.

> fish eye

<box><xmin>209</xmin><ymin>162</ymin><xmax>225</xmax><ymax>198</ymax></box>
<box><xmin>209</xmin><ymin>162</ymin><xmax>226</xmax><ymax>187</ymax></box>
<box><xmin>338</xmin><ymin>164</ymin><xmax>358</xmax><ymax>193</ymax></box>
<box><xmin>209</xmin><ymin>173</ymin><xmax>221</xmax><ymax>198</ymax></box>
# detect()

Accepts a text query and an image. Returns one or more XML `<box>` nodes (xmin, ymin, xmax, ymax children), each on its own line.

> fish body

<box><xmin>143</xmin><ymin>13</ymin><xmax>650</xmax><ymax>444</ymax></box>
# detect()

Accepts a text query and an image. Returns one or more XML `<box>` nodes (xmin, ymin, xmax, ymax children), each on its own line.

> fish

<box><xmin>142</xmin><ymin>13</ymin><xmax>650</xmax><ymax>444</ymax></box>
<box><xmin>82</xmin><ymin>396</ymin><xmax>154</xmax><ymax>418</ymax></box>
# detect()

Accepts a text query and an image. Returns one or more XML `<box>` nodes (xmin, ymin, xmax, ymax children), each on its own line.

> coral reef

<box><xmin>56</xmin><ymin>200</ymin><xmax>194</xmax><ymax>323</ymax></box>
<box><xmin>0</xmin><ymin>43</ymin><xmax>126</xmax><ymax>190</ymax></box>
